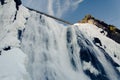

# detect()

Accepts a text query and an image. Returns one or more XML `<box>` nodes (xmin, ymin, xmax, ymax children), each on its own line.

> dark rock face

<box><xmin>107</xmin><ymin>31</ymin><xmax>120</xmax><ymax>43</ymax></box>
<box><xmin>14</xmin><ymin>0</ymin><xmax>22</xmax><ymax>10</ymax></box>
<box><xmin>0</xmin><ymin>0</ymin><xmax>5</xmax><ymax>5</ymax></box>
<box><xmin>0</xmin><ymin>0</ymin><xmax>21</xmax><ymax>9</ymax></box>
<box><xmin>3</xmin><ymin>46</ymin><xmax>11</xmax><ymax>51</ymax></box>
<box><xmin>85</xmin><ymin>70</ymin><xmax>109</xmax><ymax>80</ymax></box>
<box><xmin>18</xmin><ymin>30</ymin><xmax>23</xmax><ymax>40</ymax></box>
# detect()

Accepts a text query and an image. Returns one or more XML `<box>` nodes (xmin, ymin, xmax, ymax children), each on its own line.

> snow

<box><xmin>0</xmin><ymin>1</ymin><xmax>30</xmax><ymax>49</ymax></box>
<box><xmin>74</xmin><ymin>23</ymin><xmax>120</xmax><ymax>65</ymax></box>
<box><xmin>83</xmin><ymin>61</ymin><xmax>99</xmax><ymax>75</ymax></box>
<box><xmin>0</xmin><ymin>0</ymin><xmax>30</xmax><ymax>80</ymax></box>
<box><xmin>0</xmin><ymin>48</ymin><xmax>29</xmax><ymax>80</ymax></box>
<box><xmin>0</xmin><ymin>0</ymin><xmax>120</xmax><ymax>80</ymax></box>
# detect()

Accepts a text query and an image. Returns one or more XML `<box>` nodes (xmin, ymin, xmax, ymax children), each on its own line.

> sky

<box><xmin>22</xmin><ymin>0</ymin><xmax>120</xmax><ymax>28</ymax></box>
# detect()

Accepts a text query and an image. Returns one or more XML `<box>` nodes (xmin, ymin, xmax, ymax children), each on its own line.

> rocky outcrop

<box><xmin>79</xmin><ymin>14</ymin><xmax>120</xmax><ymax>44</ymax></box>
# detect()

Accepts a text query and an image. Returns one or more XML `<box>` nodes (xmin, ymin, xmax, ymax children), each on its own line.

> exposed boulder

<box><xmin>93</xmin><ymin>37</ymin><xmax>102</xmax><ymax>46</ymax></box>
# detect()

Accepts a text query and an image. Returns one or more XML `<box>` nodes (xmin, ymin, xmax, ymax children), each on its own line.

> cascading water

<box><xmin>21</xmin><ymin>11</ymin><xmax>90</xmax><ymax>80</ymax></box>
<box><xmin>0</xmin><ymin>0</ymin><xmax>120</xmax><ymax>80</ymax></box>
<box><xmin>21</xmin><ymin>10</ymin><xmax>120</xmax><ymax>80</ymax></box>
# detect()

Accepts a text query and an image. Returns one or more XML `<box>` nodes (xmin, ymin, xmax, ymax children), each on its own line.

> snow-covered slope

<box><xmin>74</xmin><ymin>23</ymin><xmax>120</xmax><ymax>65</ymax></box>
<box><xmin>0</xmin><ymin>0</ymin><xmax>30</xmax><ymax>80</ymax></box>
<box><xmin>0</xmin><ymin>0</ymin><xmax>120</xmax><ymax>80</ymax></box>
<box><xmin>0</xmin><ymin>48</ymin><xmax>28</xmax><ymax>80</ymax></box>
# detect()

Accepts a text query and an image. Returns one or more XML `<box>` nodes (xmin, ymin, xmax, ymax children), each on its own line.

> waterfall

<box><xmin>0</xmin><ymin>0</ymin><xmax>119</xmax><ymax>80</ymax></box>
<box><xmin>21</xmin><ymin>10</ymin><xmax>120</xmax><ymax>80</ymax></box>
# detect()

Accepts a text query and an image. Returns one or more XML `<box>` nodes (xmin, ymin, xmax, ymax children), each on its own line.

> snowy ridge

<box><xmin>0</xmin><ymin>0</ymin><xmax>120</xmax><ymax>80</ymax></box>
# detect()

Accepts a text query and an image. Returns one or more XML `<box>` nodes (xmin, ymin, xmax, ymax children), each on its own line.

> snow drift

<box><xmin>0</xmin><ymin>0</ymin><xmax>120</xmax><ymax>80</ymax></box>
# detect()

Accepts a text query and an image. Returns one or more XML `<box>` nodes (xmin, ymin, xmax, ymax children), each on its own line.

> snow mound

<box><xmin>0</xmin><ymin>48</ymin><xmax>28</xmax><ymax>80</ymax></box>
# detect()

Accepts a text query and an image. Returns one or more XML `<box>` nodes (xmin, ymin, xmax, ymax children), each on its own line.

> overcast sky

<box><xmin>22</xmin><ymin>0</ymin><xmax>120</xmax><ymax>28</ymax></box>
